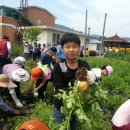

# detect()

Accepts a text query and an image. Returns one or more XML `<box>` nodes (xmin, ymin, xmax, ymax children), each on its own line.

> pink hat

<box><xmin>106</xmin><ymin>66</ymin><xmax>113</xmax><ymax>76</ymax></box>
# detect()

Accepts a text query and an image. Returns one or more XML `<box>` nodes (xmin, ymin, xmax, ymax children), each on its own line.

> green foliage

<box><xmin>23</xmin><ymin>27</ymin><xmax>42</xmax><ymax>43</ymax></box>
<box><xmin>3</xmin><ymin>56</ymin><xmax>130</xmax><ymax>130</ymax></box>
<box><xmin>49</xmin><ymin>82</ymin><xmax>108</xmax><ymax>130</ymax></box>
<box><xmin>8</xmin><ymin>101</ymin><xmax>53</xmax><ymax>130</ymax></box>
<box><xmin>11</xmin><ymin>43</ymin><xmax>24</xmax><ymax>57</ymax></box>
<box><xmin>106</xmin><ymin>51</ymin><xmax>130</xmax><ymax>61</ymax></box>
<box><xmin>49</xmin><ymin>81</ymin><xmax>91</xmax><ymax>130</ymax></box>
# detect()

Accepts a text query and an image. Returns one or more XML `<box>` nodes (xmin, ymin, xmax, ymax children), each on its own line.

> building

<box><xmin>0</xmin><ymin>5</ymin><xmax>32</xmax><ymax>43</ymax></box>
<box><xmin>27</xmin><ymin>6</ymin><xmax>56</xmax><ymax>27</ymax></box>
<box><xmin>25</xmin><ymin>6</ymin><xmax>86</xmax><ymax>46</ymax></box>
<box><xmin>0</xmin><ymin>5</ymin><xmax>101</xmax><ymax>52</ymax></box>
<box><xmin>104</xmin><ymin>34</ymin><xmax>130</xmax><ymax>52</ymax></box>
<box><xmin>87</xmin><ymin>38</ymin><xmax>101</xmax><ymax>51</ymax></box>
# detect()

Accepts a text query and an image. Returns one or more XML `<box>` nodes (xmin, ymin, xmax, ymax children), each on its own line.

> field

<box><xmin>1</xmin><ymin>47</ymin><xmax>130</xmax><ymax>130</ymax></box>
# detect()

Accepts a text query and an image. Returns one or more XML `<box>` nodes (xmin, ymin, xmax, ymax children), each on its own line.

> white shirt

<box><xmin>112</xmin><ymin>99</ymin><xmax>130</xmax><ymax>127</ymax></box>
<box><xmin>87</xmin><ymin>71</ymin><xmax>96</xmax><ymax>84</ymax></box>
<box><xmin>24</xmin><ymin>45</ymin><xmax>30</xmax><ymax>53</ymax></box>
<box><xmin>87</xmin><ymin>68</ymin><xmax>102</xmax><ymax>84</ymax></box>
<box><xmin>91</xmin><ymin>68</ymin><xmax>102</xmax><ymax>79</ymax></box>
<box><xmin>115</xmin><ymin>49</ymin><xmax>119</xmax><ymax>52</ymax></box>
<box><xmin>7</xmin><ymin>41</ymin><xmax>12</xmax><ymax>54</ymax></box>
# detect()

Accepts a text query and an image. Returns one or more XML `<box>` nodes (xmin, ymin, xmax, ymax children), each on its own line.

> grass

<box><xmin>2</xmin><ymin>54</ymin><xmax>130</xmax><ymax>130</ymax></box>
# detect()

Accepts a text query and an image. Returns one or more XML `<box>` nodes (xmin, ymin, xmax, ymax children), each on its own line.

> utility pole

<box><xmin>87</xmin><ymin>27</ymin><xmax>91</xmax><ymax>48</ymax></box>
<box><xmin>100</xmin><ymin>13</ymin><xmax>107</xmax><ymax>56</ymax></box>
<box><xmin>84</xmin><ymin>10</ymin><xmax>87</xmax><ymax>55</ymax></box>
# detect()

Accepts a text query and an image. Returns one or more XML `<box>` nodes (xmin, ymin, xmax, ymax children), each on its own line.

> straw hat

<box><xmin>18</xmin><ymin>120</ymin><xmax>49</xmax><ymax>130</ymax></box>
<box><xmin>12</xmin><ymin>68</ymin><xmax>30</xmax><ymax>82</ymax></box>
<box><xmin>0</xmin><ymin>74</ymin><xmax>17</xmax><ymax>88</ymax></box>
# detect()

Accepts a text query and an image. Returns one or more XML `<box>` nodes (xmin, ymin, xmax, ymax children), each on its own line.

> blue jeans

<box><xmin>53</xmin><ymin>108</ymin><xmax>77</xmax><ymax>130</ymax></box>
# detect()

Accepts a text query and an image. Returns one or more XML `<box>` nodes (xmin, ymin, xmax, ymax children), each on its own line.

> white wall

<box><xmin>37</xmin><ymin>30</ymin><xmax>48</xmax><ymax>45</ymax></box>
<box><xmin>79</xmin><ymin>35</ymin><xmax>85</xmax><ymax>46</ymax></box>
<box><xmin>88</xmin><ymin>44</ymin><xmax>97</xmax><ymax>51</ymax></box>
<box><xmin>37</xmin><ymin>28</ymin><xmax>96</xmax><ymax>49</ymax></box>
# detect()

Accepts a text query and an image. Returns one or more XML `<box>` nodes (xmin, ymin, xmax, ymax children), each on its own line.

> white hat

<box><xmin>106</xmin><ymin>66</ymin><xmax>113</xmax><ymax>76</ymax></box>
<box><xmin>0</xmin><ymin>74</ymin><xmax>17</xmax><ymax>88</ymax></box>
<box><xmin>13</xmin><ymin>56</ymin><xmax>26</xmax><ymax>66</ymax></box>
<box><xmin>12</xmin><ymin>68</ymin><xmax>30</xmax><ymax>82</ymax></box>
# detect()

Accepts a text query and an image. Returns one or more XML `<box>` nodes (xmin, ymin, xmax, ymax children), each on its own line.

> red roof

<box><xmin>104</xmin><ymin>34</ymin><xmax>127</xmax><ymax>43</ymax></box>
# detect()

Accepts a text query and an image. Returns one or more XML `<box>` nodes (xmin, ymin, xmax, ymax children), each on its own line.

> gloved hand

<box><xmin>16</xmin><ymin>102</ymin><xmax>23</xmax><ymax>108</ymax></box>
<box><xmin>34</xmin><ymin>92</ymin><xmax>38</xmax><ymax>97</ymax></box>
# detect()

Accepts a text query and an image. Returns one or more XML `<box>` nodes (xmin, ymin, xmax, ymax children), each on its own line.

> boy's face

<box><xmin>62</xmin><ymin>42</ymin><xmax>80</xmax><ymax>59</ymax></box>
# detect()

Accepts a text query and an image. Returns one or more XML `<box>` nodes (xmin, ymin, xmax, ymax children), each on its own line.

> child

<box><xmin>29</xmin><ymin>64</ymin><xmax>52</xmax><ymax>100</ymax></box>
<box><xmin>91</xmin><ymin>65</ymin><xmax>113</xmax><ymax>83</ymax></box>
<box><xmin>53</xmin><ymin>33</ymin><xmax>90</xmax><ymax>130</ymax></box>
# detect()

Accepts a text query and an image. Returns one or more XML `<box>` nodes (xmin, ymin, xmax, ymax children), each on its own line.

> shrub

<box><xmin>89</xmin><ymin>50</ymin><xmax>97</xmax><ymax>56</ymax></box>
<box><xmin>11</xmin><ymin>43</ymin><xmax>24</xmax><ymax>57</ymax></box>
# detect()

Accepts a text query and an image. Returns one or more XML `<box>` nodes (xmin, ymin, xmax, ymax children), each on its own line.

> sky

<box><xmin>1</xmin><ymin>0</ymin><xmax>130</xmax><ymax>37</ymax></box>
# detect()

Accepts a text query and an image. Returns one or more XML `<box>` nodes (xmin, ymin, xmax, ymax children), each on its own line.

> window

<box><xmin>57</xmin><ymin>34</ymin><xmax>60</xmax><ymax>43</ymax></box>
<box><xmin>52</xmin><ymin>33</ymin><xmax>56</xmax><ymax>43</ymax></box>
<box><xmin>0</xmin><ymin>9</ymin><xmax>3</xmax><ymax>16</ymax></box>
<box><xmin>5</xmin><ymin>9</ymin><xmax>12</xmax><ymax>17</ymax></box>
<box><xmin>52</xmin><ymin>33</ymin><xmax>60</xmax><ymax>44</ymax></box>
<box><xmin>13</xmin><ymin>12</ymin><xmax>19</xmax><ymax>19</ymax></box>
<box><xmin>15</xmin><ymin>35</ymin><xmax>22</xmax><ymax>44</ymax></box>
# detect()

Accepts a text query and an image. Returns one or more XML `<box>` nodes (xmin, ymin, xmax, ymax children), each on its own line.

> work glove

<box><xmin>16</xmin><ymin>101</ymin><xmax>23</xmax><ymax>108</ymax></box>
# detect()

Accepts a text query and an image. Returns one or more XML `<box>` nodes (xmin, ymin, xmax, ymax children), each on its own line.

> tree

<box><xmin>23</xmin><ymin>27</ymin><xmax>42</xmax><ymax>44</ymax></box>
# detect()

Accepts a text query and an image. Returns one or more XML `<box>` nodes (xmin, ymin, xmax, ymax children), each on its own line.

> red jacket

<box><xmin>0</xmin><ymin>39</ymin><xmax>8</xmax><ymax>57</ymax></box>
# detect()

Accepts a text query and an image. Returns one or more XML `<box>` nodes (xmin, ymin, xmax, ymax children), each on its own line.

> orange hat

<box><xmin>18</xmin><ymin>120</ymin><xmax>49</xmax><ymax>130</ymax></box>
<box><xmin>31</xmin><ymin>67</ymin><xmax>42</xmax><ymax>81</ymax></box>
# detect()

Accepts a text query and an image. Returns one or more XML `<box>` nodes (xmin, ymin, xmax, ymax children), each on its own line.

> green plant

<box><xmin>3</xmin><ymin>56</ymin><xmax>130</xmax><ymax>130</ymax></box>
<box><xmin>49</xmin><ymin>81</ymin><xmax>108</xmax><ymax>130</ymax></box>
<box><xmin>11</xmin><ymin>43</ymin><xmax>24</xmax><ymax>57</ymax></box>
<box><xmin>23</xmin><ymin>27</ymin><xmax>42</xmax><ymax>44</ymax></box>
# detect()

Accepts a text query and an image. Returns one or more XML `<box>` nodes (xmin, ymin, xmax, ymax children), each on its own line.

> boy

<box><xmin>53</xmin><ymin>33</ymin><xmax>90</xmax><ymax>130</ymax></box>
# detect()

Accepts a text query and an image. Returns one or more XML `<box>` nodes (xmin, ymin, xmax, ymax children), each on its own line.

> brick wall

<box><xmin>0</xmin><ymin>16</ymin><xmax>21</xmax><ymax>43</ymax></box>
<box><xmin>1</xmin><ymin>16</ymin><xmax>18</xmax><ymax>26</ymax></box>
<box><xmin>27</xmin><ymin>7</ymin><xmax>55</xmax><ymax>26</ymax></box>
<box><xmin>0</xmin><ymin>7</ymin><xmax>56</xmax><ymax>43</ymax></box>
